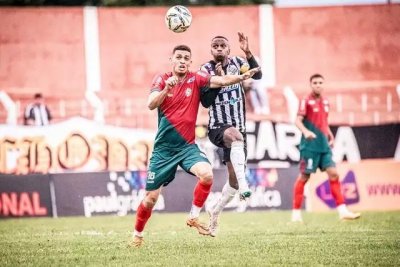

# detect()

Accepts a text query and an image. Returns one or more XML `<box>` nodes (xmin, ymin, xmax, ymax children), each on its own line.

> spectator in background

<box><xmin>291</xmin><ymin>74</ymin><xmax>360</xmax><ymax>222</ymax></box>
<box><xmin>24</xmin><ymin>93</ymin><xmax>52</xmax><ymax>126</ymax></box>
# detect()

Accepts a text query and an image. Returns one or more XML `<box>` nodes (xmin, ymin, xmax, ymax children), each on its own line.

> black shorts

<box><xmin>208</xmin><ymin>125</ymin><xmax>247</xmax><ymax>163</ymax></box>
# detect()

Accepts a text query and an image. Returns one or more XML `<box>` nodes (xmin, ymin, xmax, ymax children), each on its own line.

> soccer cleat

<box><xmin>239</xmin><ymin>183</ymin><xmax>252</xmax><ymax>200</ymax></box>
<box><xmin>291</xmin><ymin>209</ymin><xmax>303</xmax><ymax>223</ymax></box>
<box><xmin>207</xmin><ymin>210</ymin><xmax>219</xmax><ymax>237</ymax></box>
<box><xmin>129</xmin><ymin>235</ymin><xmax>144</xmax><ymax>248</ymax></box>
<box><xmin>339</xmin><ymin>210</ymin><xmax>361</xmax><ymax>220</ymax></box>
<box><xmin>186</xmin><ymin>217</ymin><xmax>210</xmax><ymax>235</ymax></box>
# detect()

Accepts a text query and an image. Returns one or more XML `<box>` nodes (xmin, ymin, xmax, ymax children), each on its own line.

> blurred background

<box><xmin>0</xmin><ymin>0</ymin><xmax>399</xmax><ymax>218</ymax></box>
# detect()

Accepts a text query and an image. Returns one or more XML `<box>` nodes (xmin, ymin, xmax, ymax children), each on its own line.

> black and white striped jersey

<box><xmin>200</xmin><ymin>56</ymin><xmax>247</xmax><ymax>132</ymax></box>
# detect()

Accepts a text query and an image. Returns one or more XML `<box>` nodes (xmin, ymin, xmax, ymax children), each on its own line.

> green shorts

<box><xmin>146</xmin><ymin>143</ymin><xmax>210</xmax><ymax>191</ymax></box>
<box><xmin>299</xmin><ymin>149</ymin><xmax>335</xmax><ymax>174</ymax></box>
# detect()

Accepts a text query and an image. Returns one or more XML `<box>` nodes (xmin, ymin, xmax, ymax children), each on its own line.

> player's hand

<box><xmin>241</xmin><ymin>67</ymin><xmax>261</xmax><ymax>80</ymax></box>
<box><xmin>238</xmin><ymin>32</ymin><xmax>249</xmax><ymax>53</ymax></box>
<box><xmin>328</xmin><ymin>133</ymin><xmax>335</xmax><ymax>147</ymax></box>
<box><xmin>165</xmin><ymin>76</ymin><xmax>178</xmax><ymax>91</ymax></box>
<box><xmin>215</xmin><ymin>62</ymin><xmax>225</xmax><ymax>76</ymax></box>
<box><xmin>304</xmin><ymin>130</ymin><xmax>317</xmax><ymax>140</ymax></box>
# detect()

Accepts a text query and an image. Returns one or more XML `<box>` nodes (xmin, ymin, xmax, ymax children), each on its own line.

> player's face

<box><xmin>171</xmin><ymin>50</ymin><xmax>192</xmax><ymax>76</ymax></box>
<box><xmin>211</xmin><ymin>38</ymin><xmax>230</xmax><ymax>62</ymax></box>
<box><xmin>310</xmin><ymin>77</ymin><xmax>324</xmax><ymax>96</ymax></box>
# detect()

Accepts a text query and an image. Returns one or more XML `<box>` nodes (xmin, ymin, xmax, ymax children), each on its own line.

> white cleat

<box><xmin>207</xmin><ymin>210</ymin><xmax>219</xmax><ymax>237</ymax></box>
<box><xmin>339</xmin><ymin>210</ymin><xmax>361</xmax><ymax>220</ymax></box>
<box><xmin>291</xmin><ymin>209</ymin><xmax>303</xmax><ymax>223</ymax></box>
<box><xmin>338</xmin><ymin>204</ymin><xmax>361</xmax><ymax>220</ymax></box>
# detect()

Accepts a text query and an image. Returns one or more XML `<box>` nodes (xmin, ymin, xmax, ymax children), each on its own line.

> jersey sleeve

<box><xmin>298</xmin><ymin>98</ymin><xmax>307</xmax><ymax>117</ymax></box>
<box><xmin>150</xmin><ymin>74</ymin><xmax>165</xmax><ymax>93</ymax></box>
<box><xmin>195</xmin><ymin>70</ymin><xmax>211</xmax><ymax>89</ymax></box>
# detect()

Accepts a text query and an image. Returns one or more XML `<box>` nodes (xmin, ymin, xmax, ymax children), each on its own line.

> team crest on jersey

<box><xmin>185</xmin><ymin>88</ymin><xmax>192</xmax><ymax>97</ymax></box>
<box><xmin>227</xmin><ymin>65</ymin><xmax>239</xmax><ymax>75</ymax></box>
<box><xmin>187</xmin><ymin>77</ymin><xmax>195</xmax><ymax>83</ymax></box>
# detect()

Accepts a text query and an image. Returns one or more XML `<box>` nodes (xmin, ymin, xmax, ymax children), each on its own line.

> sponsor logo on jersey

<box><xmin>185</xmin><ymin>88</ymin><xmax>192</xmax><ymax>97</ymax></box>
<box><xmin>220</xmin><ymin>84</ymin><xmax>240</xmax><ymax>93</ymax></box>
<box><xmin>215</xmin><ymin>96</ymin><xmax>243</xmax><ymax>106</ymax></box>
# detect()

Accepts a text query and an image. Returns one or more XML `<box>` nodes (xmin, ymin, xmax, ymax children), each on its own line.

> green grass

<box><xmin>1</xmin><ymin>211</ymin><xmax>399</xmax><ymax>266</ymax></box>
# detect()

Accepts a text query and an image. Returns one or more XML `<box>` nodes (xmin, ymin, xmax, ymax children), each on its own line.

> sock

<box><xmin>190</xmin><ymin>180</ymin><xmax>212</xmax><ymax>218</ymax></box>
<box><xmin>329</xmin><ymin>179</ymin><xmax>345</xmax><ymax>206</ymax></box>
<box><xmin>293</xmin><ymin>176</ymin><xmax>307</xmax><ymax>209</ymax></box>
<box><xmin>230</xmin><ymin>141</ymin><xmax>247</xmax><ymax>189</ymax></box>
<box><xmin>213</xmin><ymin>183</ymin><xmax>238</xmax><ymax>215</ymax></box>
<box><xmin>134</xmin><ymin>202</ymin><xmax>152</xmax><ymax>234</ymax></box>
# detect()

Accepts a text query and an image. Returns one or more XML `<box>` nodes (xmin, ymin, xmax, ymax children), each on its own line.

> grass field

<box><xmin>1</xmin><ymin>211</ymin><xmax>399</xmax><ymax>266</ymax></box>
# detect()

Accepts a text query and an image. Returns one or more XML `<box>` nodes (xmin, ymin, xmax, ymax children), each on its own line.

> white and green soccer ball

<box><xmin>165</xmin><ymin>5</ymin><xmax>192</xmax><ymax>33</ymax></box>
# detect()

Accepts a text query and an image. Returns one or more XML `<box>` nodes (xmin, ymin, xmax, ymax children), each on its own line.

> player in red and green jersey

<box><xmin>131</xmin><ymin>45</ymin><xmax>260</xmax><ymax>247</ymax></box>
<box><xmin>291</xmin><ymin>74</ymin><xmax>361</xmax><ymax>222</ymax></box>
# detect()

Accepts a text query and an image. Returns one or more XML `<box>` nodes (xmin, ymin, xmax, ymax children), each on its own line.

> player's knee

<box><xmin>143</xmin><ymin>192</ymin><xmax>159</xmax><ymax>208</ymax></box>
<box><xmin>224</xmin><ymin>128</ymin><xmax>243</xmax><ymax>145</ymax></box>
<box><xmin>300</xmin><ymin>173</ymin><xmax>310</xmax><ymax>181</ymax></box>
<box><xmin>198</xmin><ymin>168</ymin><xmax>213</xmax><ymax>185</ymax></box>
<box><xmin>328</xmin><ymin>173</ymin><xmax>339</xmax><ymax>181</ymax></box>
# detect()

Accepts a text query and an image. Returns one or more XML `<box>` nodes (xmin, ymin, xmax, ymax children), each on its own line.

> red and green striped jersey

<box><xmin>298</xmin><ymin>93</ymin><xmax>331</xmax><ymax>152</ymax></box>
<box><xmin>150</xmin><ymin>71</ymin><xmax>211</xmax><ymax>149</ymax></box>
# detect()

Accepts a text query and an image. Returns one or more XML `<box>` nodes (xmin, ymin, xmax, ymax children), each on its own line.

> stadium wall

<box><xmin>1</xmin><ymin>4</ymin><xmax>399</xmax><ymax>97</ymax></box>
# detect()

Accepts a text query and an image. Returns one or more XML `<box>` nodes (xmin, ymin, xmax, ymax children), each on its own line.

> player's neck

<box><xmin>174</xmin><ymin>72</ymin><xmax>188</xmax><ymax>82</ymax></box>
<box><xmin>312</xmin><ymin>92</ymin><xmax>321</xmax><ymax>99</ymax></box>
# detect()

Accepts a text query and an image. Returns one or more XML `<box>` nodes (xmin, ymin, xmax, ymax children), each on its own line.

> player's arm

<box><xmin>209</xmin><ymin>67</ymin><xmax>261</xmax><ymax>88</ymax></box>
<box><xmin>147</xmin><ymin>76</ymin><xmax>177</xmax><ymax>110</ymax></box>
<box><xmin>295</xmin><ymin>115</ymin><xmax>316</xmax><ymax>140</ymax></box>
<box><xmin>327</xmin><ymin>118</ymin><xmax>335</xmax><ymax>146</ymax></box>
<box><xmin>238</xmin><ymin>32</ymin><xmax>262</xmax><ymax>80</ymax></box>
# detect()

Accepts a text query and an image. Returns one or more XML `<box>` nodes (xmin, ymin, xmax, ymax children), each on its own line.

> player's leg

<box><xmin>179</xmin><ymin>145</ymin><xmax>213</xmax><ymax>235</ymax></box>
<box><xmin>187</xmin><ymin>161</ymin><xmax>213</xmax><ymax>235</ymax></box>
<box><xmin>131</xmin><ymin>149</ymin><xmax>178</xmax><ymax>247</ymax></box>
<box><xmin>207</xmin><ymin>163</ymin><xmax>238</xmax><ymax>236</ymax></box>
<box><xmin>291</xmin><ymin>149</ymin><xmax>315</xmax><ymax>222</ymax></box>
<box><xmin>325</xmin><ymin>166</ymin><xmax>361</xmax><ymax>220</ymax></box>
<box><xmin>222</xmin><ymin>127</ymin><xmax>251</xmax><ymax>199</ymax></box>
<box><xmin>132</xmin><ymin>188</ymin><xmax>161</xmax><ymax>247</ymax></box>
<box><xmin>291</xmin><ymin>173</ymin><xmax>310</xmax><ymax>222</ymax></box>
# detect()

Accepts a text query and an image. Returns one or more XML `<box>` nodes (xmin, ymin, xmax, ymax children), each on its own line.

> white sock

<box><xmin>133</xmin><ymin>230</ymin><xmax>143</xmax><ymax>237</ymax></box>
<box><xmin>189</xmin><ymin>205</ymin><xmax>202</xmax><ymax>219</ymax></box>
<box><xmin>213</xmin><ymin>183</ymin><xmax>238</xmax><ymax>215</ymax></box>
<box><xmin>337</xmin><ymin>204</ymin><xmax>347</xmax><ymax>214</ymax></box>
<box><xmin>230</xmin><ymin>141</ymin><xmax>247</xmax><ymax>189</ymax></box>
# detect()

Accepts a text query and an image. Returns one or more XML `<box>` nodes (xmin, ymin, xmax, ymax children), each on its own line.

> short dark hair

<box><xmin>173</xmin><ymin>45</ymin><xmax>191</xmax><ymax>54</ymax></box>
<box><xmin>34</xmin><ymin>93</ymin><xmax>43</xmax><ymax>99</ymax></box>
<box><xmin>309</xmin><ymin>73</ymin><xmax>324</xmax><ymax>82</ymax></box>
<box><xmin>212</xmin><ymin>36</ymin><xmax>229</xmax><ymax>42</ymax></box>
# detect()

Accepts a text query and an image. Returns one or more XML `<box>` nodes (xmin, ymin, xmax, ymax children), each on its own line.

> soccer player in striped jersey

<box><xmin>131</xmin><ymin>45</ymin><xmax>260</xmax><ymax>247</ymax></box>
<box><xmin>291</xmin><ymin>74</ymin><xmax>361</xmax><ymax>222</ymax></box>
<box><xmin>200</xmin><ymin>33</ymin><xmax>262</xmax><ymax>237</ymax></box>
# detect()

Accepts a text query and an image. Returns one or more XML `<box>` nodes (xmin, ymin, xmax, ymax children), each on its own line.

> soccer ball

<box><xmin>165</xmin><ymin>5</ymin><xmax>192</xmax><ymax>33</ymax></box>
